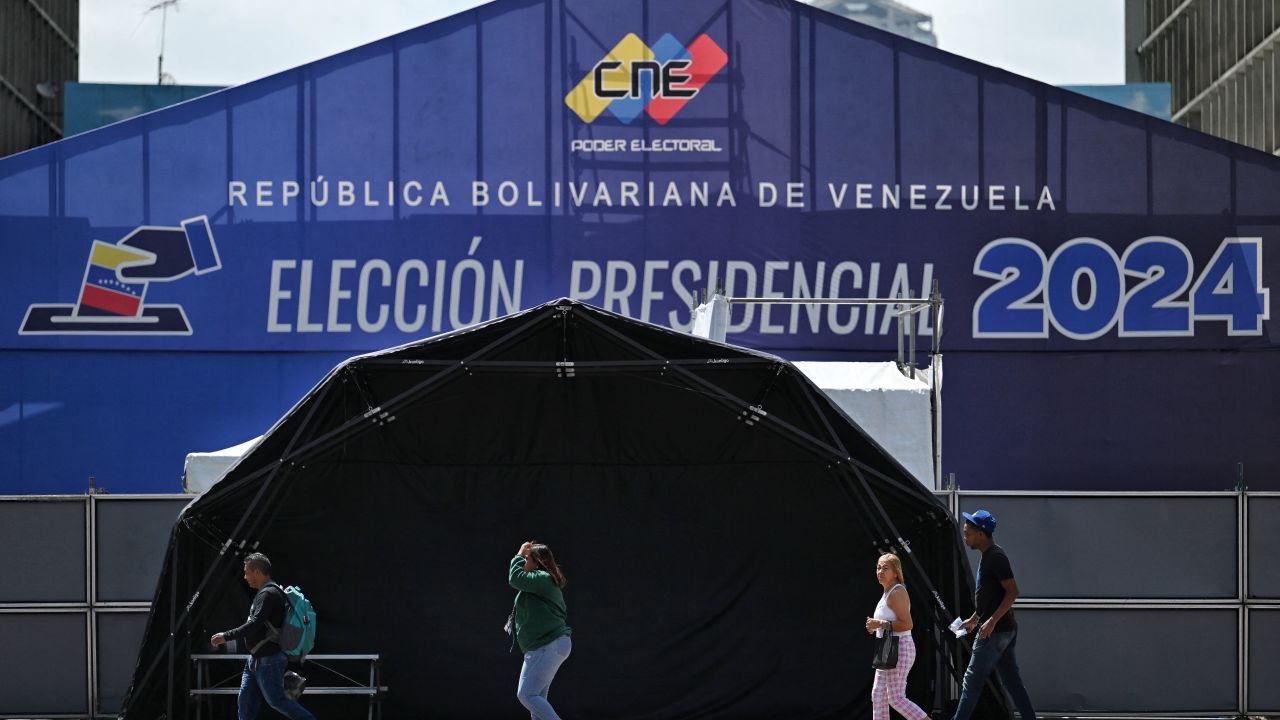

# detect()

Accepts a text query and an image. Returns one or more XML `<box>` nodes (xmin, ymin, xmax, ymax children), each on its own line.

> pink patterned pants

<box><xmin>872</xmin><ymin>634</ymin><xmax>930</xmax><ymax>720</ymax></box>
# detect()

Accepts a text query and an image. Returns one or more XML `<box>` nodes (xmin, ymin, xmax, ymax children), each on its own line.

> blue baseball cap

<box><xmin>962</xmin><ymin>509</ymin><xmax>997</xmax><ymax>534</ymax></box>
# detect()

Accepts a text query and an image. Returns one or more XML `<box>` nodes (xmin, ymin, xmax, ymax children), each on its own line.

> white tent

<box><xmin>181</xmin><ymin>436</ymin><xmax>260</xmax><ymax>493</ymax></box>
<box><xmin>793</xmin><ymin>361</ymin><xmax>938</xmax><ymax>488</ymax></box>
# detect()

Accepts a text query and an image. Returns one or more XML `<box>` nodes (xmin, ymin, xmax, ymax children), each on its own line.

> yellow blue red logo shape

<box><xmin>565</xmin><ymin>33</ymin><xmax>728</xmax><ymax>125</ymax></box>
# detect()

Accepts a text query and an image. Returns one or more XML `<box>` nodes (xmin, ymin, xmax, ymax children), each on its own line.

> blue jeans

<box><xmin>517</xmin><ymin>635</ymin><xmax>572</xmax><ymax>720</ymax></box>
<box><xmin>238</xmin><ymin>652</ymin><xmax>316</xmax><ymax>720</ymax></box>
<box><xmin>953</xmin><ymin>629</ymin><xmax>1036</xmax><ymax>720</ymax></box>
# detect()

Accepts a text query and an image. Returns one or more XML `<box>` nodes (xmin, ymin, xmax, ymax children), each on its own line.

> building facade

<box><xmin>0</xmin><ymin>0</ymin><xmax>79</xmax><ymax>158</ymax></box>
<box><xmin>807</xmin><ymin>0</ymin><xmax>936</xmax><ymax>46</ymax></box>
<box><xmin>64</xmin><ymin>82</ymin><xmax>224</xmax><ymax>137</ymax></box>
<box><xmin>2</xmin><ymin>0</ymin><xmax>1276</xmax><ymax>497</ymax></box>
<box><xmin>1127</xmin><ymin>0</ymin><xmax>1280</xmax><ymax>153</ymax></box>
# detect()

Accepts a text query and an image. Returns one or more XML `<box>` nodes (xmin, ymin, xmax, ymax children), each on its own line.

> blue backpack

<box><xmin>269</xmin><ymin>583</ymin><xmax>317</xmax><ymax>657</ymax></box>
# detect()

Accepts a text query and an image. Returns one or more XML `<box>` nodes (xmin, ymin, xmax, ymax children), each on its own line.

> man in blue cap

<box><xmin>953</xmin><ymin>509</ymin><xmax>1036</xmax><ymax>720</ymax></box>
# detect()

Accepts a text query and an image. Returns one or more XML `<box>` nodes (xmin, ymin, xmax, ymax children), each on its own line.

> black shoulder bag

<box><xmin>871</xmin><ymin>629</ymin><xmax>899</xmax><ymax>670</ymax></box>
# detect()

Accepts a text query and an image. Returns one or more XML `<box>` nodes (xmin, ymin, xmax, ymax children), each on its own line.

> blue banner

<box><xmin>1</xmin><ymin>0</ymin><xmax>1276</xmax><ymax>492</ymax></box>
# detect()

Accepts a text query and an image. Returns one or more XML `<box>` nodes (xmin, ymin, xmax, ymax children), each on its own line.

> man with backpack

<box><xmin>211</xmin><ymin>553</ymin><xmax>316</xmax><ymax>720</ymax></box>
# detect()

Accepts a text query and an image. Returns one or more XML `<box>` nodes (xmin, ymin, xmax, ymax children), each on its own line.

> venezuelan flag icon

<box><xmin>74</xmin><ymin>240</ymin><xmax>153</xmax><ymax>317</ymax></box>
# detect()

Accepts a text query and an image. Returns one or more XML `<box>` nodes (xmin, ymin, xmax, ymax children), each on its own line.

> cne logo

<box><xmin>565</xmin><ymin>33</ymin><xmax>728</xmax><ymax>125</ymax></box>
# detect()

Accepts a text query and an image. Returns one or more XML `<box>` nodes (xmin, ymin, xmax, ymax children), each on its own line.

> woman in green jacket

<box><xmin>509</xmin><ymin>541</ymin><xmax>572</xmax><ymax>720</ymax></box>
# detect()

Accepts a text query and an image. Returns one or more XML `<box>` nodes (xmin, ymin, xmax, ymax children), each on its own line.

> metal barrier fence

<box><xmin>1</xmin><ymin>491</ymin><xmax>1275</xmax><ymax>718</ymax></box>
<box><xmin>934</xmin><ymin>488</ymin><xmax>1280</xmax><ymax>717</ymax></box>
<box><xmin>0</xmin><ymin>494</ymin><xmax>192</xmax><ymax>719</ymax></box>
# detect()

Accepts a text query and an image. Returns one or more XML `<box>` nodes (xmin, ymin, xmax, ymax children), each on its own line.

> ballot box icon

<box><xmin>75</xmin><ymin>241</ymin><xmax>152</xmax><ymax>317</ymax></box>
<box><xmin>19</xmin><ymin>215</ymin><xmax>221</xmax><ymax>335</ymax></box>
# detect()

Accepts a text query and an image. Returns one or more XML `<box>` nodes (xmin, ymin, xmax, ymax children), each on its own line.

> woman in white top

<box><xmin>865</xmin><ymin>553</ymin><xmax>930</xmax><ymax>720</ymax></box>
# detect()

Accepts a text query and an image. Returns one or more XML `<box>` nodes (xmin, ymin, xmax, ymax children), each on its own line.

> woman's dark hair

<box><xmin>528</xmin><ymin>542</ymin><xmax>567</xmax><ymax>588</ymax></box>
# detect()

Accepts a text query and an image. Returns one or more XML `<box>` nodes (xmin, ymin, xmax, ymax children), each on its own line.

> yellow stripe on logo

<box><xmin>89</xmin><ymin>240</ymin><xmax>152</xmax><ymax>270</ymax></box>
<box><xmin>565</xmin><ymin>33</ymin><xmax>653</xmax><ymax>123</ymax></box>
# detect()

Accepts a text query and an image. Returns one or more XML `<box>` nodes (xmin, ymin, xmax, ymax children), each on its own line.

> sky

<box><xmin>79</xmin><ymin>0</ymin><xmax>1125</xmax><ymax>89</ymax></box>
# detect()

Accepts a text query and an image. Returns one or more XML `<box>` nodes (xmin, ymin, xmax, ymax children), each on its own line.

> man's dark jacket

<box><xmin>223</xmin><ymin>583</ymin><xmax>287</xmax><ymax>658</ymax></box>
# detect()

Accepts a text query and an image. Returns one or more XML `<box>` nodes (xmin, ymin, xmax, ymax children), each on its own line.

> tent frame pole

<box><xmin>357</xmin><ymin>357</ymin><xmax>779</xmax><ymax>369</ymax></box>
<box><xmin>165</xmin><ymin>540</ymin><xmax>177</xmax><ymax>719</ymax></box>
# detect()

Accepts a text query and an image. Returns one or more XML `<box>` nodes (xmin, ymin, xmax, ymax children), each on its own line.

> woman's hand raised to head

<box><xmin>519</xmin><ymin>541</ymin><xmax>534</xmax><ymax>558</ymax></box>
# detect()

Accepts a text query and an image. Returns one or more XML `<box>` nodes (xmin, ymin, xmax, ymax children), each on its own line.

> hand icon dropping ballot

<box><xmin>20</xmin><ymin>215</ymin><xmax>221</xmax><ymax>335</ymax></box>
<box><xmin>116</xmin><ymin>217</ymin><xmax>221</xmax><ymax>282</ymax></box>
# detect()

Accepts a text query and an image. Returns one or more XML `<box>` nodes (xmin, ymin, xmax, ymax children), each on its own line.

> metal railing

<box><xmin>930</xmin><ymin>485</ymin><xmax>1278</xmax><ymax>716</ymax></box>
<box><xmin>2</xmin><ymin>490</ymin><xmax>1277</xmax><ymax>714</ymax></box>
<box><xmin>0</xmin><ymin>493</ymin><xmax>192</xmax><ymax>719</ymax></box>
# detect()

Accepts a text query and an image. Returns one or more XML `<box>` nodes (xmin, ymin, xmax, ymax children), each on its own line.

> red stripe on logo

<box><xmin>79</xmin><ymin>285</ymin><xmax>143</xmax><ymax>316</ymax></box>
<box><xmin>646</xmin><ymin>34</ymin><xmax>728</xmax><ymax>125</ymax></box>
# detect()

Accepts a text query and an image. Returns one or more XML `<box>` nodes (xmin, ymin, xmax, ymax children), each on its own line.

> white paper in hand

<box><xmin>949</xmin><ymin>617</ymin><xmax>970</xmax><ymax>638</ymax></box>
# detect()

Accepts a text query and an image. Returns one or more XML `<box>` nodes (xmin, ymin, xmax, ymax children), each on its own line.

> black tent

<box><xmin>122</xmin><ymin>299</ymin><xmax>976</xmax><ymax>719</ymax></box>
